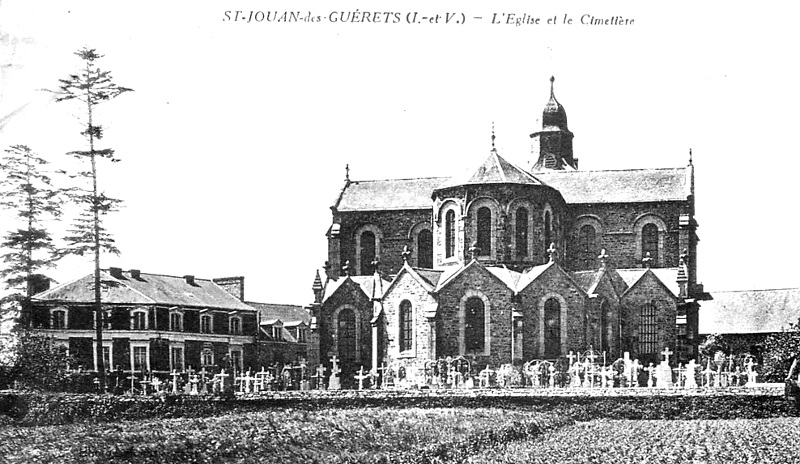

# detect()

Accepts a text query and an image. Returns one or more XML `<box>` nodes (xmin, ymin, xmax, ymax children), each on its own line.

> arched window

<box><xmin>544</xmin><ymin>298</ymin><xmax>561</xmax><ymax>358</ymax></box>
<box><xmin>360</xmin><ymin>231</ymin><xmax>376</xmax><ymax>275</ymax></box>
<box><xmin>445</xmin><ymin>210</ymin><xmax>456</xmax><ymax>259</ymax></box>
<box><xmin>465</xmin><ymin>297</ymin><xmax>485</xmax><ymax>352</ymax></box>
<box><xmin>476</xmin><ymin>207</ymin><xmax>491</xmax><ymax>256</ymax></box>
<box><xmin>399</xmin><ymin>300</ymin><xmax>413</xmax><ymax>352</ymax></box>
<box><xmin>131</xmin><ymin>309</ymin><xmax>147</xmax><ymax>330</ymax></box>
<box><xmin>544</xmin><ymin>211</ymin><xmax>552</xmax><ymax>256</ymax></box>
<box><xmin>338</xmin><ymin>308</ymin><xmax>357</xmax><ymax>363</ymax></box>
<box><xmin>417</xmin><ymin>229</ymin><xmax>433</xmax><ymax>268</ymax></box>
<box><xmin>515</xmin><ymin>207</ymin><xmax>529</xmax><ymax>258</ymax></box>
<box><xmin>578</xmin><ymin>224</ymin><xmax>596</xmax><ymax>270</ymax></box>
<box><xmin>642</xmin><ymin>223</ymin><xmax>659</xmax><ymax>266</ymax></box>
<box><xmin>639</xmin><ymin>300</ymin><xmax>657</xmax><ymax>355</ymax></box>
<box><xmin>229</xmin><ymin>316</ymin><xmax>241</xmax><ymax>335</ymax></box>
<box><xmin>200</xmin><ymin>314</ymin><xmax>213</xmax><ymax>333</ymax></box>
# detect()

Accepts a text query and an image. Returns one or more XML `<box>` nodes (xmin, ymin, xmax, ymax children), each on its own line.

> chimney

<box><xmin>213</xmin><ymin>276</ymin><xmax>244</xmax><ymax>300</ymax></box>
<box><xmin>109</xmin><ymin>267</ymin><xmax>123</xmax><ymax>279</ymax></box>
<box><xmin>184</xmin><ymin>275</ymin><xmax>196</xmax><ymax>286</ymax></box>
<box><xmin>130</xmin><ymin>269</ymin><xmax>141</xmax><ymax>279</ymax></box>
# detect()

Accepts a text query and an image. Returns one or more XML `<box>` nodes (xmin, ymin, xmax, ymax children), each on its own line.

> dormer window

<box><xmin>200</xmin><ymin>314</ymin><xmax>213</xmax><ymax>333</ymax></box>
<box><xmin>229</xmin><ymin>316</ymin><xmax>241</xmax><ymax>335</ymax></box>
<box><xmin>296</xmin><ymin>327</ymin><xmax>307</xmax><ymax>343</ymax></box>
<box><xmin>131</xmin><ymin>309</ymin><xmax>148</xmax><ymax>330</ymax></box>
<box><xmin>272</xmin><ymin>326</ymin><xmax>282</xmax><ymax>340</ymax></box>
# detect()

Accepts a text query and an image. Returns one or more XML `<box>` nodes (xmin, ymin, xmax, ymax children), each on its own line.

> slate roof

<box><xmin>322</xmin><ymin>275</ymin><xmax>392</xmax><ymax>304</ymax></box>
<box><xmin>699</xmin><ymin>288</ymin><xmax>800</xmax><ymax>335</ymax></box>
<box><xmin>613</xmin><ymin>268</ymin><xmax>681</xmax><ymax>298</ymax></box>
<box><xmin>435</xmin><ymin>151</ymin><xmax>544</xmax><ymax>190</ymax></box>
<box><xmin>535</xmin><ymin>167</ymin><xmax>690</xmax><ymax>204</ymax></box>
<box><xmin>414</xmin><ymin>269</ymin><xmax>445</xmax><ymax>288</ymax></box>
<box><xmin>335</xmin><ymin>177</ymin><xmax>447</xmax><ymax>212</ymax></box>
<box><xmin>32</xmin><ymin>270</ymin><xmax>255</xmax><ymax>311</ymax></box>
<box><xmin>570</xmin><ymin>270</ymin><xmax>602</xmax><ymax>293</ymax></box>
<box><xmin>247</xmin><ymin>302</ymin><xmax>310</xmax><ymax>326</ymax></box>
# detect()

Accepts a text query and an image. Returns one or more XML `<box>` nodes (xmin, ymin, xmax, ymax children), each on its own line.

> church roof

<box><xmin>699</xmin><ymin>288</ymin><xmax>800</xmax><ymax>335</ymax></box>
<box><xmin>322</xmin><ymin>275</ymin><xmax>392</xmax><ymax>304</ymax></box>
<box><xmin>435</xmin><ymin>151</ymin><xmax>545</xmax><ymax>191</ymax></box>
<box><xmin>615</xmin><ymin>268</ymin><xmax>681</xmax><ymax>298</ymax></box>
<box><xmin>486</xmin><ymin>266</ymin><xmax>524</xmax><ymax>289</ymax></box>
<box><xmin>414</xmin><ymin>268</ymin><xmax>445</xmax><ymax>288</ymax></box>
<box><xmin>535</xmin><ymin>167</ymin><xmax>690</xmax><ymax>204</ymax></box>
<box><xmin>336</xmin><ymin>177</ymin><xmax>447</xmax><ymax>211</ymax></box>
<box><xmin>33</xmin><ymin>269</ymin><xmax>255</xmax><ymax>311</ymax></box>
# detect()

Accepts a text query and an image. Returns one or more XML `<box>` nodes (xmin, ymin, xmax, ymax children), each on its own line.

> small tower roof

<box><xmin>542</xmin><ymin>76</ymin><xmax>568</xmax><ymax>130</ymax></box>
<box><xmin>435</xmin><ymin>150</ymin><xmax>545</xmax><ymax>191</ymax></box>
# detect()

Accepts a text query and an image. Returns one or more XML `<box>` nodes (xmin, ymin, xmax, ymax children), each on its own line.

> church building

<box><xmin>306</xmin><ymin>78</ymin><xmax>705</xmax><ymax>383</ymax></box>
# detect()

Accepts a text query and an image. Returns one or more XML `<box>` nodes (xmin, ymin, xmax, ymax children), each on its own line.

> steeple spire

<box><xmin>491</xmin><ymin>122</ymin><xmax>496</xmax><ymax>151</ymax></box>
<box><xmin>531</xmin><ymin>76</ymin><xmax>576</xmax><ymax>171</ymax></box>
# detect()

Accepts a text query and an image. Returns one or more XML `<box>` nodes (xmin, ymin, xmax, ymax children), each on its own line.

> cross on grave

<box><xmin>547</xmin><ymin>242</ymin><xmax>557</xmax><ymax>263</ymax></box>
<box><xmin>567</xmin><ymin>351</ymin><xmax>577</xmax><ymax>366</ymax></box>
<box><xmin>189</xmin><ymin>375</ymin><xmax>200</xmax><ymax>395</ymax></box>
<box><xmin>254</xmin><ymin>367</ymin><xmax>270</xmax><ymax>392</ymax></box>
<box><xmin>661</xmin><ymin>347</ymin><xmax>673</xmax><ymax>366</ymax></box>
<box><xmin>150</xmin><ymin>376</ymin><xmax>163</xmax><ymax>394</ymax></box>
<box><xmin>171</xmin><ymin>370</ymin><xmax>181</xmax><ymax>394</ymax></box>
<box><xmin>673</xmin><ymin>364</ymin><xmax>685</xmax><ymax>388</ymax></box>
<box><xmin>479</xmin><ymin>365</ymin><xmax>494</xmax><ymax>388</ymax></box>
<box><xmin>214</xmin><ymin>369</ymin><xmax>230</xmax><ymax>394</ymax></box>
<box><xmin>139</xmin><ymin>376</ymin><xmax>151</xmax><ymax>396</ymax></box>
<box><xmin>701</xmin><ymin>360</ymin><xmax>714</xmax><ymax>388</ymax></box>
<box><xmin>354</xmin><ymin>366</ymin><xmax>370</xmax><ymax>390</ymax></box>
<box><xmin>328</xmin><ymin>356</ymin><xmax>341</xmax><ymax>390</ymax></box>
<box><xmin>401</xmin><ymin>246</ymin><xmax>412</xmax><ymax>263</ymax></box>
<box><xmin>598</xmin><ymin>249</ymin><xmax>609</xmax><ymax>268</ymax></box>
<box><xmin>199</xmin><ymin>367</ymin><xmax>210</xmax><ymax>395</ymax></box>
<box><xmin>313</xmin><ymin>364</ymin><xmax>327</xmax><ymax>390</ymax></box>
<box><xmin>644</xmin><ymin>363</ymin><xmax>656</xmax><ymax>388</ymax></box>
<box><xmin>585</xmin><ymin>350</ymin><xmax>598</xmax><ymax>366</ymax></box>
<box><xmin>127</xmin><ymin>373</ymin><xmax>138</xmax><ymax>395</ymax></box>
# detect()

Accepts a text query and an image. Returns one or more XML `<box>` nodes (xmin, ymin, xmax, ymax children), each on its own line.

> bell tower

<box><xmin>530</xmin><ymin>77</ymin><xmax>577</xmax><ymax>171</ymax></box>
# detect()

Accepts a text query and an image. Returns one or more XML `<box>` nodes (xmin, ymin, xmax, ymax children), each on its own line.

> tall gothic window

<box><xmin>476</xmin><ymin>207</ymin><xmax>491</xmax><ymax>256</ymax></box>
<box><xmin>465</xmin><ymin>297</ymin><xmax>485</xmax><ymax>352</ymax></box>
<box><xmin>399</xmin><ymin>300</ymin><xmax>413</xmax><ymax>352</ymax></box>
<box><xmin>639</xmin><ymin>300</ymin><xmax>658</xmax><ymax>355</ymax></box>
<box><xmin>417</xmin><ymin>229</ymin><xmax>433</xmax><ymax>268</ymax></box>
<box><xmin>445</xmin><ymin>210</ymin><xmax>456</xmax><ymax>259</ymax></box>
<box><xmin>544</xmin><ymin>298</ymin><xmax>561</xmax><ymax>358</ymax></box>
<box><xmin>578</xmin><ymin>224</ymin><xmax>596</xmax><ymax>270</ymax></box>
<box><xmin>642</xmin><ymin>223</ymin><xmax>659</xmax><ymax>266</ymax></box>
<box><xmin>360</xmin><ymin>231</ymin><xmax>376</xmax><ymax>275</ymax></box>
<box><xmin>338</xmin><ymin>308</ymin><xmax>357</xmax><ymax>363</ymax></box>
<box><xmin>515</xmin><ymin>207</ymin><xmax>529</xmax><ymax>258</ymax></box>
<box><xmin>544</xmin><ymin>211</ymin><xmax>552</xmax><ymax>256</ymax></box>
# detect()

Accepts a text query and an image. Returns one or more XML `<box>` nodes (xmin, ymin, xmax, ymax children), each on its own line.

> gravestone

<box><xmin>655</xmin><ymin>347</ymin><xmax>674</xmax><ymax>388</ymax></box>
<box><xmin>328</xmin><ymin>356</ymin><xmax>341</xmax><ymax>390</ymax></box>
<box><xmin>644</xmin><ymin>363</ymin><xmax>656</xmax><ymax>387</ymax></box>
<box><xmin>745</xmin><ymin>359</ymin><xmax>758</xmax><ymax>386</ymax></box>
<box><xmin>354</xmin><ymin>366</ymin><xmax>369</xmax><ymax>390</ymax></box>
<box><xmin>684</xmin><ymin>359</ymin><xmax>698</xmax><ymax>389</ymax></box>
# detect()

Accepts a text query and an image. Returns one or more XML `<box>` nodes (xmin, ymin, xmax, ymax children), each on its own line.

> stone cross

<box><xmin>371</xmin><ymin>257</ymin><xmax>381</xmax><ymax>273</ymax></box>
<box><xmin>171</xmin><ymin>370</ymin><xmax>180</xmax><ymax>394</ymax></box>
<box><xmin>684</xmin><ymin>359</ymin><xmax>698</xmax><ymax>389</ymax></box>
<box><xmin>479</xmin><ymin>365</ymin><xmax>494</xmax><ymax>388</ymax></box>
<box><xmin>199</xmin><ymin>367</ymin><xmax>209</xmax><ymax>395</ymax></box>
<box><xmin>644</xmin><ymin>363</ymin><xmax>656</xmax><ymax>388</ymax></box>
<box><xmin>598</xmin><ymin>249</ymin><xmax>609</xmax><ymax>268</ymax></box>
<box><xmin>631</xmin><ymin>359</ymin><xmax>642</xmax><ymax>387</ymax></box>
<box><xmin>151</xmin><ymin>376</ymin><xmax>163</xmax><ymax>394</ymax></box>
<box><xmin>314</xmin><ymin>364</ymin><xmax>327</xmax><ymax>390</ymax></box>
<box><xmin>547</xmin><ymin>242</ymin><xmax>557</xmax><ymax>263</ymax></box>
<box><xmin>468</xmin><ymin>242</ymin><xmax>480</xmax><ymax>261</ymax></box>
<box><xmin>342</xmin><ymin>260</ymin><xmax>351</xmax><ymax>276</ymax></box>
<box><xmin>642</xmin><ymin>252</ymin><xmax>653</xmax><ymax>268</ymax></box>
<box><xmin>215</xmin><ymin>369</ymin><xmax>230</xmax><ymax>393</ymax></box>
<box><xmin>354</xmin><ymin>366</ymin><xmax>369</xmax><ymax>390</ymax></box>
<box><xmin>567</xmin><ymin>351</ymin><xmax>577</xmax><ymax>366</ymax></box>
<box><xmin>328</xmin><ymin>356</ymin><xmax>341</xmax><ymax>390</ymax></box>
<box><xmin>189</xmin><ymin>375</ymin><xmax>199</xmax><ymax>395</ymax></box>
<box><xmin>401</xmin><ymin>246</ymin><xmax>412</xmax><ymax>263</ymax></box>
<box><xmin>127</xmin><ymin>373</ymin><xmax>138</xmax><ymax>395</ymax></box>
<box><xmin>661</xmin><ymin>347</ymin><xmax>673</xmax><ymax>366</ymax></box>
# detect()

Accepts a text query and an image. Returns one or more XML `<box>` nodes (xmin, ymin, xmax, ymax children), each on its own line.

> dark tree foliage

<box><xmin>0</xmin><ymin>330</ymin><xmax>74</xmax><ymax>391</ymax></box>
<box><xmin>0</xmin><ymin>145</ymin><xmax>63</xmax><ymax>315</ymax></box>
<box><xmin>50</xmin><ymin>48</ymin><xmax>132</xmax><ymax>385</ymax></box>
<box><xmin>759</xmin><ymin>318</ymin><xmax>800</xmax><ymax>382</ymax></box>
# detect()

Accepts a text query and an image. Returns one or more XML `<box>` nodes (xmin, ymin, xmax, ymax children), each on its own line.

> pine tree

<box><xmin>51</xmin><ymin>48</ymin><xmax>132</xmax><ymax>386</ymax></box>
<box><xmin>0</xmin><ymin>145</ymin><xmax>63</xmax><ymax>311</ymax></box>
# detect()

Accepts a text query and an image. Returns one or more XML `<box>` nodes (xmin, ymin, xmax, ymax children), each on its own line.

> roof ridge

<box><xmin>538</xmin><ymin>166</ymin><xmax>686</xmax><ymax>174</ymax></box>
<box><xmin>103</xmin><ymin>269</ymin><xmax>215</xmax><ymax>282</ymax></box>
<box><xmin>350</xmin><ymin>176</ymin><xmax>449</xmax><ymax>183</ymax></box>
<box><xmin>710</xmin><ymin>287</ymin><xmax>800</xmax><ymax>294</ymax></box>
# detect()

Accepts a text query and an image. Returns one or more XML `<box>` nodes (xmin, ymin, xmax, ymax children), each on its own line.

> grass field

<box><xmin>2</xmin><ymin>406</ymin><xmax>798</xmax><ymax>463</ymax></box>
<box><xmin>466</xmin><ymin>418</ymin><xmax>800</xmax><ymax>464</ymax></box>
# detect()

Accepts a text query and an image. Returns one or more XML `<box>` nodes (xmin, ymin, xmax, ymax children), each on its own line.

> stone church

<box><xmin>306</xmin><ymin>78</ymin><xmax>705</xmax><ymax>382</ymax></box>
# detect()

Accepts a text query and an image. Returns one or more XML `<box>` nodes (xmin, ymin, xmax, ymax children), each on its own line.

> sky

<box><xmin>0</xmin><ymin>1</ymin><xmax>798</xmax><ymax>305</ymax></box>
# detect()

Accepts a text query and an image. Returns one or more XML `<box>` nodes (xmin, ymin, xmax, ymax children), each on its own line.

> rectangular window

<box><xmin>272</xmin><ymin>326</ymin><xmax>282</xmax><ymax>340</ymax></box>
<box><xmin>230</xmin><ymin>350</ymin><xmax>242</xmax><ymax>372</ymax></box>
<box><xmin>133</xmin><ymin>346</ymin><xmax>148</xmax><ymax>372</ymax></box>
<box><xmin>132</xmin><ymin>311</ymin><xmax>147</xmax><ymax>330</ymax></box>
<box><xmin>200</xmin><ymin>315</ymin><xmax>213</xmax><ymax>333</ymax></box>
<box><xmin>639</xmin><ymin>301</ymin><xmax>658</xmax><ymax>355</ymax></box>
<box><xmin>103</xmin><ymin>346</ymin><xmax>111</xmax><ymax>370</ymax></box>
<box><xmin>171</xmin><ymin>347</ymin><xmax>184</xmax><ymax>371</ymax></box>
<box><xmin>170</xmin><ymin>312</ymin><xmax>182</xmax><ymax>332</ymax></box>
<box><xmin>51</xmin><ymin>310</ymin><xmax>66</xmax><ymax>329</ymax></box>
<box><xmin>201</xmin><ymin>348</ymin><xmax>214</xmax><ymax>367</ymax></box>
<box><xmin>230</xmin><ymin>317</ymin><xmax>241</xmax><ymax>335</ymax></box>
<box><xmin>297</xmin><ymin>328</ymin><xmax>307</xmax><ymax>343</ymax></box>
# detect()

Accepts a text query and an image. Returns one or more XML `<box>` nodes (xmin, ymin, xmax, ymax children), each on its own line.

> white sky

<box><xmin>0</xmin><ymin>1</ymin><xmax>798</xmax><ymax>305</ymax></box>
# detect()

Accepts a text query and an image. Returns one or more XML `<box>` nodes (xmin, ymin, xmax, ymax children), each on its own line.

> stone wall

<box><xmin>381</xmin><ymin>270</ymin><xmax>438</xmax><ymax>370</ymax></box>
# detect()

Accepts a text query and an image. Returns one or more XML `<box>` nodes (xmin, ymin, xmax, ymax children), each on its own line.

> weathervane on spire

<box><xmin>491</xmin><ymin>122</ymin><xmax>496</xmax><ymax>150</ymax></box>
